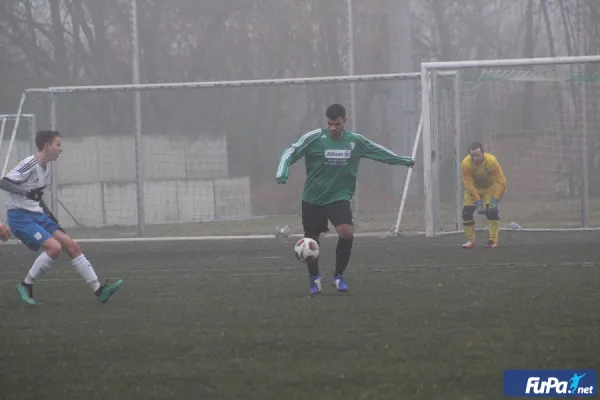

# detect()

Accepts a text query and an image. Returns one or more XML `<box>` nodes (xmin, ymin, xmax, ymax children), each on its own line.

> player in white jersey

<box><xmin>0</xmin><ymin>130</ymin><xmax>123</xmax><ymax>305</ymax></box>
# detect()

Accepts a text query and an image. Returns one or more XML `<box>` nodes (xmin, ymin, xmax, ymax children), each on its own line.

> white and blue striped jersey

<box><xmin>4</xmin><ymin>155</ymin><xmax>52</xmax><ymax>213</ymax></box>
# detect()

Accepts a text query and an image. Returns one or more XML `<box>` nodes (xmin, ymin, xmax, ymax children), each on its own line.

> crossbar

<box><xmin>25</xmin><ymin>72</ymin><xmax>422</xmax><ymax>94</ymax></box>
<box><xmin>0</xmin><ymin>114</ymin><xmax>35</xmax><ymax>119</ymax></box>
<box><xmin>423</xmin><ymin>55</ymin><xmax>600</xmax><ymax>70</ymax></box>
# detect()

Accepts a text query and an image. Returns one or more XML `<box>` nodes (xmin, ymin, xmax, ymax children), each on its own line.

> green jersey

<box><xmin>276</xmin><ymin>129</ymin><xmax>414</xmax><ymax>205</ymax></box>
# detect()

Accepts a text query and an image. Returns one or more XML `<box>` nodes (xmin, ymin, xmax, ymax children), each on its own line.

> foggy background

<box><xmin>0</xmin><ymin>0</ymin><xmax>599</xmax><ymax>235</ymax></box>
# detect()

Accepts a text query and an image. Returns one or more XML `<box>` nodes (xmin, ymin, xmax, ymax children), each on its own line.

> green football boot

<box><xmin>16</xmin><ymin>282</ymin><xmax>36</xmax><ymax>305</ymax></box>
<box><xmin>95</xmin><ymin>279</ymin><xmax>123</xmax><ymax>304</ymax></box>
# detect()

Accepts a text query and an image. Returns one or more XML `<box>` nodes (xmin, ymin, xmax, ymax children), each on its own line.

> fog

<box><xmin>0</xmin><ymin>0</ymin><xmax>598</xmax><ymax>233</ymax></box>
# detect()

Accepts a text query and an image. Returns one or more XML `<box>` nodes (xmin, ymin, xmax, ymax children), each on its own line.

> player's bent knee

<box><xmin>486</xmin><ymin>207</ymin><xmax>499</xmax><ymax>220</ymax></box>
<box><xmin>63</xmin><ymin>239</ymin><xmax>82</xmax><ymax>258</ymax></box>
<box><xmin>462</xmin><ymin>206</ymin><xmax>476</xmax><ymax>222</ymax></box>
<box><xmin>53</xmin><ymin>230</ymin><xmax>82</xmax><ymax>257</ymax></box>
<box><xmin>335</xmin><ymin>224</ymin><xmax>354</xmax><ymax>239</ymax></box>
<box><xmin>42</xmin><ymin>238</ymin><xmax>62</xmax><ymax>260</ymax></box>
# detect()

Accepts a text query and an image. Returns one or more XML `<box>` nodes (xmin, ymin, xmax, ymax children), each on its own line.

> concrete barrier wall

<box><xmin>1</xmin><ymin>137</ymin><xmax>250</xmax><ymax>229</ymax></box>
<box><xmin>54</xmin><ymin>177</ymin><xmax>250</xmax><ymax>228</ymax></box>
<box><xmin>55</xmin><ymin>135</ymin><xmax>229</xmax><ymax>184</ymax></box>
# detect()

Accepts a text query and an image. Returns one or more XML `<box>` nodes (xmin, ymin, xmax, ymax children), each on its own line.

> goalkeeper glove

<box><xmin>488</xmin><ymin>198</ymin><xmax>499</xmax><ymax>208</ymax></box>
<box><xmin>475</xmin><ymin>200</ymin><xmax>486</xmax><ymax>214</ymax></box>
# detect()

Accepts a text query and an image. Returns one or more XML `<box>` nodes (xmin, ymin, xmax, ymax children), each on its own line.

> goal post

<box><xmin>0</xmin><ymin>113</ymin><xmax>37</xmax><ymax>214</ymax></box>
<box><xmin>0</xmin><ymin>113</ymin><xmax>36</xmax><ymax>176</ymax></box>
<box><xmin>422</xmin><ymin>55</ymin><xmax>600</xmax><ymax>237</ymax></box>
<box><xmin>6</xmin><ymin>72</ymin><xmax>423</xmax><ymax>240</ymax></box>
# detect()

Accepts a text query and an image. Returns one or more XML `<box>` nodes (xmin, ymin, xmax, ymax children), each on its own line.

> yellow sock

<box><xmin>463</xmin><ymin>221</ymin><xmax>475</xmax><ymax>241</ymax></box>
<box><xmin>488</xmin><ymin>220</ymin><xmax>500</xmax><ymax>242</ymax></box>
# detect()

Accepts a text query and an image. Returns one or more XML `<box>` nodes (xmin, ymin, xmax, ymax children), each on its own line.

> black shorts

<box><xmin>302</xmin><ymin>200</ymin><xmax>353</xmax><ymax>235</ymax></box>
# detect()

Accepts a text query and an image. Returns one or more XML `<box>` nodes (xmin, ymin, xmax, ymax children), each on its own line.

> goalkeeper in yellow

<box><xmin>460</xmin><ymin>142</ymin><xmax>506</xmax><ymax>249</ymax></box>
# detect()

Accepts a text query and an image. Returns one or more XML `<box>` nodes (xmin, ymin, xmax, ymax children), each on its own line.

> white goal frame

<box><xmin>7</xmin><ymin>73</ymin><xmax>421</xmax><ymax>239</ymax></box>
<box><xmin>0</xmin><ymin>113</ymin><xmax>36</xmax><ymax>171</ymax></box>
<box><xmin>421</xmin><ymin>55</ymin><xmax>600</xmax><ymax>237</ymax></box>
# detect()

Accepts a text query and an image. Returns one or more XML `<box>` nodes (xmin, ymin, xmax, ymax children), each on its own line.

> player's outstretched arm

<box><xmin>276</xmin><ymin>129</ymin><xmax>322</xmax><ymax>183</ymax></box>
<box><xmin>355</xmin><ymin>134</ymin><xmax>414</xmax><ymax>167</ymax></box>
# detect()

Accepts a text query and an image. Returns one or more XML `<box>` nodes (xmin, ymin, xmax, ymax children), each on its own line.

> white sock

<box><xmin>24</xmin><ymin>251</ymin><xmax>54</xmax><ymax>284</ymax></box>
<box><xmin>71</xmin><ymin>254</ymin><xmax>100</xmax><ymax>292</ymax></box>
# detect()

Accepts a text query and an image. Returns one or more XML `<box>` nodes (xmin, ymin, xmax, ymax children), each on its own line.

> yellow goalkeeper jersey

<box><xmin>460</xmin><ymin>153</ymin><xmax>506</xmax><ymax>201</ymax></box>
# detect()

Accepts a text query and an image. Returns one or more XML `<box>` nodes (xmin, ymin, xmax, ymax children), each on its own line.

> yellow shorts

<box><xmin>464</xmin><ymin>189</ymin><xmax>500</xmax><ymax>207</ymax></box>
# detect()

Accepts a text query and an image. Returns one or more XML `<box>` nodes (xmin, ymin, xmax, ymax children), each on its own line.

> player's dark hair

<box><xmin>326</xmin><ymin>104</ymin><xmax>346</xmax><ymax>120</ymax></box>
<box><xmin>468</xmin><ymin>142</ymin><xmax>484</xmax><ymax>153</ymax></box>
<box><xmin>36</xmin><ymin>130</ymin><xmax>61</xmax><ymax>151</ymax></box>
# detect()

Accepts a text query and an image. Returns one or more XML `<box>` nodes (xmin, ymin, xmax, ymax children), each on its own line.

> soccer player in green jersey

<box><xmin>276</xmin><ymin>104</ymin><xmax>414</xmax><ymax>294</ymax></box>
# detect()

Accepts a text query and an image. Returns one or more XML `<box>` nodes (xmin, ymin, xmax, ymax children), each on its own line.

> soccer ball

<box><xmin>294</xmin><ymin>238</ymin><xmax>320</xmax><ymax>262</ymax></box>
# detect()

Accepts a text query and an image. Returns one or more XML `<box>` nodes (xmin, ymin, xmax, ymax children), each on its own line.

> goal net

<box><xmin>8</xmin><ymin>74</ymin><xmax>422</xmax><ymax>239</ymax></box>
<box><xmin>423</xmin><ymin>57</ymin><xmax>600</xmax><ymax>235</ymax></box>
